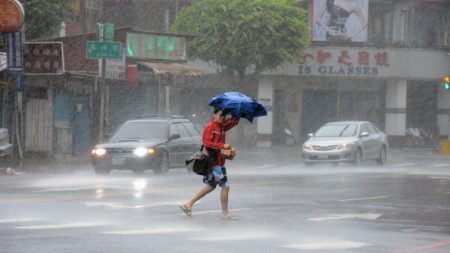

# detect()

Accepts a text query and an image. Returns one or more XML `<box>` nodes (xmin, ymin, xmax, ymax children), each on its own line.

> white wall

<box><xmin>257</xmin><ymin>79</ymin><xmax>273</xmax><ymax>147</ymax></box>
<box><xmin>385</xmin><ymin>80</ymin><xmax>407</xmax><ymax>136</ymax></box>
<box><xmin>437</xmin><ymin>88</ymin><xmax>450</xmax><ymax>136</ymax></box>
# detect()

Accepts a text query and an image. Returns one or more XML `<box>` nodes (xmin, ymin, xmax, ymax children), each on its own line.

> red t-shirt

<box><xmin>202</xmin><ymin>118</ymin><xmax>238</xmax><ymax>167</ymax></box>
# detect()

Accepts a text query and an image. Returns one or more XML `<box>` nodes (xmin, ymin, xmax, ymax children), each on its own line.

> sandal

<box><xmin>221</xmin><ymin>215</ymin><xmax>238</xmax><ymax>220</ymax></box>
<box><xmin>179</xmin><ymin>205</ymin><xmax>192</xmax><ymax>217</ymax></box>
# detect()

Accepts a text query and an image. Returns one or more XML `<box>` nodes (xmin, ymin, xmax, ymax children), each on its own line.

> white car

<box><xmin>302</xmin><ymin>121</ymin><xmax>388</xmax><ymax>166</ymax></box>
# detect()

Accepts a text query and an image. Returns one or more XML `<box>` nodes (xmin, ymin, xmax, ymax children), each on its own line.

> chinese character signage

<box><xmin>23</xmin><ymin>42</ymin><xmax>65</xmax><ymax>75</ymax></box>
<box><xmin>106</xmin><ymin>48</ymin><xmax>126</xmax><ymax>80</ymax></box>
<box><xmin>298</xmin><ymin>47</ymin><xmax>390</xmax><ymax>77</ymax></box>
<box><xmin>126</xmin><ymin>32</ymin><xmax>186</xmax><ymax>61</ymax></box>
<box><xmin>310</xmin><ymin>0</ymin><xmax>368</xmax><ymax>42</ymax></box>
<box><xmin>6</xmin><ymin>31</ymin><xmax>23</xmax><ymax>71</ymax></box>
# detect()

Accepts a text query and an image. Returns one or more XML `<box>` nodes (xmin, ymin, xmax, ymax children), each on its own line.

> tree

<box><xmin>20</xmin><ymin>0</ymin><xmax>71</xmax><ymax>40</ymax></box>
<box><xmin>171</xmin><ymin>0</ymin><xmax>309</xmax><ymax>81</ymax></box>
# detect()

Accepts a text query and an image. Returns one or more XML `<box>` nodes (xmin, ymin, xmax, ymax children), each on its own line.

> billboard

<box><xmin>310</xmin><ymin>0</ymin><xmax>368</xmax><ymax>42</ymax></box>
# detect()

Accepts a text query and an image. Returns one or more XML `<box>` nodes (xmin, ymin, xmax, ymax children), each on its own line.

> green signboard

<box><xmin>126</xmin><ymin>32</ymin><xmax>186</xmax><ymax>61</ymax></box>
<box><xmin>86</xmin><ymin>41</ymin><xmax>121</xmax><ymax>59</ymax></box>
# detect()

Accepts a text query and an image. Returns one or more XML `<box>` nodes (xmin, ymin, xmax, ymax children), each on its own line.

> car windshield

<box><xmin>315</xmin><ymin>124</ymin><xmax>357</xmax><ymax>137</ymax></box>
<box><xmin>111</xmin><ymin>122</ymin><xmax>168</xmax><ymax>140</ymax></box>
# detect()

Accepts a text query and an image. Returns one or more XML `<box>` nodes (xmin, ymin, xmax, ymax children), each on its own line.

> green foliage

<box><xmin>20</xmin><ymin>0</ymin><xmax>71</xmax><ymax>40</ymax></box>
<box><xmin>171</xmin><ymin>0</ymin><xmax>309</xmax><ymax>79</ymax></box>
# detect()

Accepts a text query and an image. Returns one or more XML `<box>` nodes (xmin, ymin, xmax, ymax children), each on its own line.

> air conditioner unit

<box><xmin>437</xmin><ymin>31</ymin><xmax>450</xmax><ymax>46</ymax></box>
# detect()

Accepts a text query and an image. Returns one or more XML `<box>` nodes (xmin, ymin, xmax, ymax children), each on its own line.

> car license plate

<box><xmin>318</xmin><ymin>154</ymin><xmax>327</xmax><ymax>159</ymax></box>
<box><xmin>112</xmin><ymin>157</ymin><xmax>125</xmax><ymax>166</ymax></box>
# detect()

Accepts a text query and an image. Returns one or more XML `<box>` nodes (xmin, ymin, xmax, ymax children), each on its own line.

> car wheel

<box><xmin>352</xmin><ymin>148</ymin><xmax>362</xmax><ymax>166</ymax></box>
<box><xmin>154</xmin><ymin>152</ymin><xmax>169</xmax><ymax>174</ymax></box>
<box><xmin>286</xmin><ymin>136</ymin><xmax>295</xmax><ymax>146</ymax></box>
<box><xmin>95</xmin><ymin>165</ymin><xmax>111</xmax><ymax>175</ymax></box>
<box><xmin>376</xmin><ymin>147</ymin><xmax>387</xmax><ymax>165</ymax></box>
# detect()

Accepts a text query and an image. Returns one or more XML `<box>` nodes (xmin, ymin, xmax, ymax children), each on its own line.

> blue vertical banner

<box><xmin>6</xmin><ymin>31</ymin><xmax>23</xmax><ymax>71</ymax></box>
<box><xmin>15</xmin><ymin>72</ymin><xmax>23</xmax><ymax>91</ymax></box>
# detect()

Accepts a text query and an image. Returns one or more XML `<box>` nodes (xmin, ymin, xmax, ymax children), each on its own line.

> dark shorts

<box><xmin>203</xmin><ymin>166</ymin><xmax>229</xmax><ymax>188</ymax></box>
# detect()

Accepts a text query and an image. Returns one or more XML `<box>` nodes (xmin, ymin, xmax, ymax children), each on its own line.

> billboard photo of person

<box><xmin>312</xmin><ymin>0</ymin><xmax>368</xmax><ymax>42</ymax></box>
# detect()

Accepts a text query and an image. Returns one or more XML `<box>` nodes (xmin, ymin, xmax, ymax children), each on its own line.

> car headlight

<box><xmin>133</xmin><ymin>147</ymin><xmax>156</xmax><ymax>157</ymax></box>
<box><xmin>92</xmin><ymin>148</ymin><xmax>106</xmax><ymax>156</ymax></box>
<box><xmin>303</xmin><ymin>144</ymin><xmax>312</xmax><ymax>151</ymax></box>
<box><xmin>338</xmin><ymin>143</ymin><xmax>353</xmax><ymax>150</ymax></box>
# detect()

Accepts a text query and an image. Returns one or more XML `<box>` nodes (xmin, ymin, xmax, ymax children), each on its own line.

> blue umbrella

<box><xmin>208</xmin><ymin>92</ymin><xmax>267</xmax><ymax>123</ymax></box>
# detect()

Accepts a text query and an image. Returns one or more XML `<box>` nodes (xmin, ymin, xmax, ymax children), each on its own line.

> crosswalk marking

<box><xmin>177</xmin><ymin>208</ymin><xmax>251</xmax><ymax>216</ymax></box>
<box><xmin>338</xmin><ymin>196</ymin><xmax>387</xmax><ymax>202</ymax></box>
<box><xmin>15</xmin><ymin>222</ymin><xmax>109</xmax><ymax>230</ymax></box>
<box><xmin>103</xmin><ymin>227</ymin><xmax>202</xmax><ymax>235</ymax></box>
<box><xmin>281</xmin><ymin>241</ymin><xmax>371</xmax><ymax>250</ymax></box>
<box><xmin>309</xmin><ymin>213</ymin><xmax>382</xmax><ymax>221</ymax></box>
<box><xmin>391</xmin><ymin>163</ymin><xmax>415</xmax><ymax>167</ymax></box>
<box><xmin>190</xmin><ymin>231</ymin><xmax>273</xmax><ymax>241</ymax></box>
<box><xmin>426</xmin><ymin>164</ymin><xmax>450</xmax><ymax>168</ymax></box>
<box><xmin>0</xmin><ymin>218</ymin><xmax>40</xmax><ymax>223</ymax></box>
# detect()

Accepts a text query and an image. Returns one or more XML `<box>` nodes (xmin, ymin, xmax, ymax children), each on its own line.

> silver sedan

<box><xmin>302</xmin><ymin>121</ymin><xmax>388</xmax><ymax>166</ymax></box>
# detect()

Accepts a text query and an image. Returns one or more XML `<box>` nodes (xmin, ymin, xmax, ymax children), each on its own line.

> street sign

<box><xmin>86</xmin><ymin>41</ymin><xmax>121</xmax><ymax>59</ymax></box>
<box><xmin>126</xmin><ymin>32</ymin><xmax>186</xmax><ymax>61</ymax></box>
<box><xmin>6</xmin><ymin>31</ymin><xmax>23</xmax><ymax>71</ymax></box>
<box><xmin>0</xmin><ymin>0</ymin><xmax>24</xmax><ymax>32</ymax></box>
<box><xmin>104</xmin><ymin>23</ymin><xmax>114</xmax><ymax>41</ymax></box>
<box><xmin>96</xmin><ymin>23</ymin><xmax>104</xmax><ymax>41</ymax></box>
<box><xmin>23</xmin><ymin>42</ymin><xmax>64</xmax><ymax>75</ymax></box>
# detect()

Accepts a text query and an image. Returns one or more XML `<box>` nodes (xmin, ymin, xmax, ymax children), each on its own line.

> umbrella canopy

<box><xmin>208</xmin><ymin>92</ymin><xmax>267</xmax><ymax>123</ymax></box>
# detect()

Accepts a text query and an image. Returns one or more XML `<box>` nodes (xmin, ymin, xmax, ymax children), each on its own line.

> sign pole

<box><xmin>98</xmin><ymin>23</ymin><xmax>106</xmax><ymax>142</ymax></box>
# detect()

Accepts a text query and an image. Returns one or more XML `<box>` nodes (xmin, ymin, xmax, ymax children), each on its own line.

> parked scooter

<box><xmin>282</xmin><ymin>122</ymin><xmax>295</xmax><ymax>146</ymax></box>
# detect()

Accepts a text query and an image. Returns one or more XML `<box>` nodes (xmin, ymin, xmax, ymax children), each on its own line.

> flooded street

<box><xmin>1</xmin><ymin>149</ymin><xmax>450</xmax><ymax>253</ymax></box>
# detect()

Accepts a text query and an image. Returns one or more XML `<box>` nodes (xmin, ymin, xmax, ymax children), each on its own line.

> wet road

<box><xmin>1</xmin><ymin>151</ymin><xmax>450</xmax><ymax>253</ymax></box>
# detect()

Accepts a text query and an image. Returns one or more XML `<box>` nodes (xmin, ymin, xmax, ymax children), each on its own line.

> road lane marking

<box><xmin>103</xmin><ymin>227</ymin><xmax>203</xmax><ymax>235</ymax></box>
<box><xmin>395</xmin><ymin>239</ymin><xmax>450</xmax><ymax>253</ymax></box>
<box><xmin>85</xmin><ymin>201</ymin><xmax>185</xmax><ymax>209</ymax></box>
<box><xmin>15</xmin><ymin>222</ymin><xmax>109</xmax><ymax>230</ymax></box>
<box><xmin>281</xmin><ymin>241</ymin><xmax>371</xmax><ymax>250</ymax></box>
<box><xmin>391</xmin><ymin>163</ymin><xmax>415</xmax><ymax>167</ymax></box>
<box><xmin>177</xmin><ymin>208</ymin><xmax>252</xmax><ymax>216</ymax></box>
<box><xmin>308</xmin><ymin>213</ymin><xmax>382</xmax><ymax>221</ymax></box>
<box><xmin>338</xmin><ymin>196</ymin><xmax>388</xmax><ymax>202</ymax></box>
<box><xmin>0</xmin><ymin>218</ymin><xmax>41</xmax><ymax>223</ymax></box>
<box><xmin>426</xmin><ymin>164</ymin><xmax>450</xmax><ymax>168</ymax></box>
<box><xmin>428</xmin><ymin>176</ymin><xmax>450</xmax><ymax>180</ymax></box>
<box><xmin>190</xmin><ymin>231</ymin><xmax>273</xmax><ymax>241</ymax></box>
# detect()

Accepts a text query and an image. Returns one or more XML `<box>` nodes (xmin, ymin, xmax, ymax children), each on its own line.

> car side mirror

<box><xmin>360</xmin><ymin>132</ymin><xmax>369</xmax><ymax>138</ymax></box>
<box><xmin>308</xmin><ymin>133</ymin><xmax>314</xmax><ymax>138</ymax></box>
<box><xmin>170</xmin><ymin>133</ymin><xmax>180</xmax><ymax>140</ymax></box>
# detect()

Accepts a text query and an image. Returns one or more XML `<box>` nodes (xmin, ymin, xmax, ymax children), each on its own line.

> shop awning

<box><xmin>0</xmin><ymin>52</ymin><xmax>7</xmax><ymax>72</ymax></box>
<box><xmin>136</xmin><ymin>61</ymin><xmax>204</xmax><ymax>76</ymax></box>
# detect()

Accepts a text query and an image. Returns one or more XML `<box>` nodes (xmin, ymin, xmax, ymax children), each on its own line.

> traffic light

<box><xmin>442</xmin><ymin>75</ymin><xmax>450</xmax><ymax>90</ymax></box>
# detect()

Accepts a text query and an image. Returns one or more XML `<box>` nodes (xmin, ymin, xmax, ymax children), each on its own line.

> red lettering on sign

<box><xmin>338</xmin><ymin>50</ymin><xmax>352</xmax><ymax>66</ymax></box>
<box><xmin>316</xmin><ymin>50</ymin><xmax>332</xmax><ymax>64</ymax></box>
<box><xmin>299</xmin><ymin>54</ymin><xmax>314</xmax><ymax>64</ymax></box>
<box><xmin>375</xmin><ymin>51</ymin><xmax>390</xmax><ymax>66</ymax></box>
<box><xmin>358</xmin><ymin>51</ymin><xmax>369</xmax><ymax>65</ymax></box>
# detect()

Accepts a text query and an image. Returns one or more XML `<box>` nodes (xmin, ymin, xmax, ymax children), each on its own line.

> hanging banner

<box><xmin>6</xmin><ymin>31</ymin><xmax>23</xmax><ymax>71</ymax></box>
